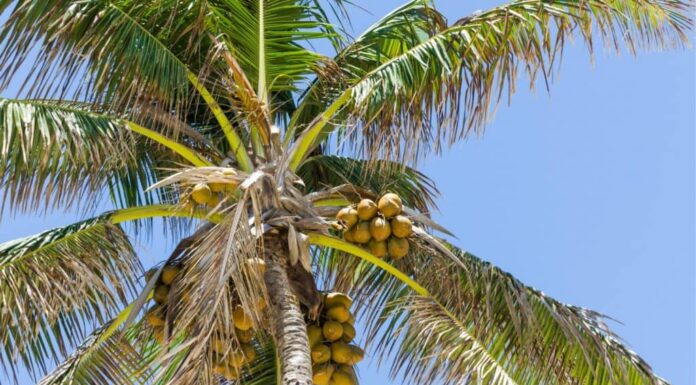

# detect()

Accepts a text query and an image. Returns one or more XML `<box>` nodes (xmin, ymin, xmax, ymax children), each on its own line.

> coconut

<box><xmin>322</xmin><ymin>320</ymin><xmax>344</xmax><ymax>341</ymax></box>
<box><xmin>348</xmin><ymin>345</ymin><xmax>365</xmax><ymax>365</ymax></box>
<box><xmin>325</xmin><ymin>292</ymin><xmax>353</xmax><ymax>309</ymax></box>
<box><xmin>213</xmin><ymin>364</ymin><xmax>238</xmax><ymax>380</ymax></box>
<box><xmin>307</xmin><ymin>324</ymin><xmax>323</xmax><ymax>347</ymax></box>
<box><xmin>232</xmin><ymin>305</ymin><xmax>253</xmax><ymax>331</ymax></box>
<box><xmin>341</xmin><ymin>323</ymin><xmax>356</xmax><ymax>343</ymax></box>
<box><xmin>368</xmin><ymin>239</ymin><xmax>388</xmax><ymax>258</ymax></box>
<box><xmin>391</xmin><ymin>215</ymin><xmax>413</xmax><ymax>238</ymax></box>
<box><xmin>312</xmin><ymin>363</ymin><xmax>335</xmax><ymax>385</ymax></box>
<box><xmin>191</xmin><ymin>183</ymin><xmax>212</xmax><ymax>204</ymax></box>
<box><xmin>326</xmin><ymin>305</ymin><xmax>350</xmax><ymax>323</ymax></box>
<box><xmin>352</xmin><ymin>221</ymin><xmax>372</xmax><ymax>243</ymax></box>
<box><xmin>145</xmin><ymin>307</ymin><xmax>165</xmax><ymax>327</ymax></box>
<box><xmin>236</xmin><ymin>327</ymin><xmax>253</xmax><ymax>344</ymax></box>
<box><xmin>388</xmin><ymin>237</ymin><xmax>409</xmax><ymax>259</ymax></box>
<box><xmin>336</xmin><ymin>364</ymin><xmax>353</xmax><ymax>375</ymax></box>
<box><xmin>160</xmin><ymin>265</ymin><xmax>180</xmax><ymax>285</ymax></box>
<box><xmin>209</xmin><ymin>182</ymin><xmax>226</xmax><ymax>193</ymax></box>
<box><xmin>211</xmin><ymin>337</ymin><xmax>227</xmax><ymax>354</ymax></box>
<box><xmin>336</xmin><ymin>207</ymin><xmax>359</xmax><ymax>229</ymax></box>
<box><xmin>153</xmin><ymin>284</ymin><xmax>170</xmax><ymax>304</ymax></box>
<box><xmin>244</xmin><ymin>257</ymin><xmax>267</xmax><ymax>275</ymax></box>
<box><xmin>345</xmin><ymin>313</ymin><xmax>355</xmax><ymax>325</ymax></box>
<box><xmin>330</xmin><ymin>341</ymin><xmax>352</xmax><ymax>364</ymax></box>
<box><xmin>311</xmin><ymin>344</ymin><xmax>332</xmax><ymax>364</ymax></box>
<box><xmin>377</xmin><ymin>193</ymin><xmax>402</xmax><ymax>218</ymax></box>
<box><xmin>153</xmin><ymin>327</ymin><xmax>165</xmax><ymax>344</ymax></box>
<box><xmin>369</xmin><ymin>217</ymin><xmax>391</xmax><ymax>241</ymax></box>
<box><xmin>228</xmin><ymin>351</ymin><xmax>247</xmax><ymax>367</ymax></box>
<box><xmin>357</xmin><ymin>199</ymin><xmax>378</xmax><ymax>220</ymax></box>
<box><xmin>241</xmin><ymin>344</ymin><xmax>257</xmax><ymax>363</ymax></box>
<box><xmin>331</xmin><ymin>371</ymin><xmax>356</xmax><ymax>385</ymax></box>
<box><xmin>343</xmin><ymin>228</ymin><xmax>356</xmax><ymax>243</ymax></box>
<box><xmin>207</xmin><ymin>193</ymin><xmax>221</xmax><ymax>207</ymax></box>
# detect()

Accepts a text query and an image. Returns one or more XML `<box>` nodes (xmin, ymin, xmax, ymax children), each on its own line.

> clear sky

<box><xmin>0</xmin><ymin>1</ymin><xmax>693</xmax><ymax>385</ymax></box>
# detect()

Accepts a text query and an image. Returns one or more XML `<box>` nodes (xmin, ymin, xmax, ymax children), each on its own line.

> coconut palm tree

<box><xmin>0</xmin><ymin>0</ymin><xmax>691</xmax><ymax>384</ymax></box>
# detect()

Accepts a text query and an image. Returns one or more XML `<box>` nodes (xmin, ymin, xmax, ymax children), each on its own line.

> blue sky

<box><xmin>1</xmin><ymin>1</ymin><xmax>693</xmax><ymax>384</ymax></box>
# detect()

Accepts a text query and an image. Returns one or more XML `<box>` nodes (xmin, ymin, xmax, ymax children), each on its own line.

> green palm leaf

<box><xmin>0</xmin><ymin>99</ymin><xmax>175</xmax><ymax>213</ymax></box>
<box><xmin>295</xmin><ymin>0</ymin><xmax>691</xmax><ymax>163</ymax></box>
<box><xmin>37</xmin><ymin>322</ymin><xmax>149</xmax><ymax>385</ymax></box>
<box><xmin>342</xmin><ymin>239</ymin><xmax>668</xmax><ymax>385</ymax></box>
<box><xmin>0</xmin><ymin>214</ymin><xmax>141</xmax><ymax>378</ymax></box>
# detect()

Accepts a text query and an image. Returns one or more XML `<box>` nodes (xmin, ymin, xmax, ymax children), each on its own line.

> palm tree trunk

<box><xmin>263</xmin><ymin>236</ymin><xmax>313</xmax><ymax>385</ymax></box>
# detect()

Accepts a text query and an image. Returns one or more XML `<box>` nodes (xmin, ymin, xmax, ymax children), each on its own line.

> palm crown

<box><xmin>0</xmin><ymin>0</ymin><xmax>691</xmax><ymax>384</ymax></box>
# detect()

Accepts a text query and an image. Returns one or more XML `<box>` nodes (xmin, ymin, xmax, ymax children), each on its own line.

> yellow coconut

<box><xmin>368</xmin><ymin>239</ymin><xmax>388</xmax><ymax>258</ymax></box>
<box><xmin>341</xmin><ymin>323</ymin><xmax>356</xmax><ymax>343</ymax></box>
<box><xmin>351</xmin><ymin>221</ymin><xmax>372</xmax><ymax>243</ymax></box>
<box><xmin>390</xmin><ymin>215</ymin><xmax>413</xmax><ymax>238</ymax></box>
<box><xmin>311</xmin><ymin>344</ymin><xmax>331</xmax><ymax>364</ymax></box>
<box><xmin>255</xmin><ymin>297</ymin><xmax>267</xmax><ymax>312</ymax></box>
<box><xmin>145</xmin><ymin>307</ymin><xmax>165</xmax><ymax>327</ymax></box>
<box><xmin>241</xmin><ymin>343</ymin><xmax>257</xmax><ymax>363</ymax></box>
<box><xmin>312</xmin><ymin>363</ymin><xmax>335</xmax><ymax>385</ymax></box>
<box><xmin>232</xmin><ymin>305</ymin><xmax>253</xmax><ymax>331</ymax></box>
<box><xmin>152</xmin><ymin>327</ymin><xmax>165</xmax><ymax>344</ymax></box>
<box><xmin>336</xmin><ymin>364</ymin><xmax>353</xmax><ymax>375</ymax></box>
<box><xmin>343</xmin><ymin>228</ymin><xmax>356</xmax><ymax>243</ymax></box>
<box><xmin>191</xmin><ymin>183</ymin><xmax>212</xmax><ymax>204</ymax></box>
<box><xmin>325</xmin><ymin>293</ymin><xmax>353</xmax><ymax>309</ymax></box>
<box><xmin>369</xmin><ymin>216</ymin><xmax>391</xmax><ymax>241</ymax></box>
<box><xmin>326</xmin><ymin>306</ymin><xmax>350</xmax><ymax>323</ymax></box>
<box><xmin>209</xmin><ymin>182</ymin><xmax>226</xmax><ymax>193</ymax></box>
<box><xmin>153</xmin><ymin>284</ymin><xmax>170</xmax><ymax>304</ymax></box>
<box><xmin>236</xmin><ymin>327</ymin><xmax>254</xmax><ymax>344</ymax></box>
<box><xmin>348</xmin><ymin>345</ymin><xmax>365</xmax><ymax>365</ymax></box>
<box><xmin>331</xmin><ymin>371</ymin><xmax>356</xmax><ymax>385</ymax></box>
<box><xmin>307</xmin><ymin>324</ymin><xmax>323</xmax><ymax>347</ymax></box>
<box><xmin>228</xmin><ymin>351</ymin><xmax>247</xmax><ymax>367</ymax></box>
<box><xmin>356</xmin><ymin>199</ymin><xmax>378</xmax><ymax>220</ymax></box>
<box><xmin>244</xmin><ymin>257</ymin><xmax>267</xmax><ymax>275</ymax></box>
<box><xmin>345</xmin><ymin>313</ymin><xmax>355</xmax><ymax>325</ymax></box>
<box><xmin>377</xmin><ymin>193</ymin><xmax>403</xmax><ymax>218</ymax></box>
<box><xmin>207</xmin><ymin>193</ymin><xmax>221</xmax><ymax>207</ymax></box>
<box><xmin>160</xmin><ymin>265</ymin><xmax>180</xmax><ymax>285</ymax></box>
<box><xmin>336</xmin><ymin>207</ymin><xmax>359</xmax><ymax>229</ymax></box>
<box><xmin>330</xmin><ymin>342</ymin><xmax>352</xmax><ymax>365</ymax></box>
<box><xmin>322</xmin><ymin>320</ymin><xmax>344</xmax><ymax>342</ymax></box>
<box><xmin>387</xmin><ymin>237</ymin><xmax>409</xmax><ymax>259</ymax></box>
<box><xmin>211</xmin><ymin>337</ymin><xmax>227</xmax><ymax>354</ymax></box>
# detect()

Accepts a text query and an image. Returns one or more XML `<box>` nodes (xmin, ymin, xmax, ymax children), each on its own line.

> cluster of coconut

<box><xmin>144</xmin><ymin>262</ymin><xmax>262</xmax><ymax>381</ymax></box>
<box><xmin>145</xmin><ymin>264</ymin><xmax>181</xmax><ymax>343</ymax></box>
<box><xmin>308</xmin><ymin>292</ymin><xmax>363</xmax><ymax>385</ymax></box>
<box><xmin>336</xmin><ymin>193</ymin><xmax>413</xmax><ymax>260</ymax></box>
<box><xmin>208</xmin><ymin>302</ymin><xmax>261</xmax><ymax>381</ymax></box>
<box><xmin>181</xmin><ymin>170</ymin><xmax>238</xmax><ymax>208</ymax></box>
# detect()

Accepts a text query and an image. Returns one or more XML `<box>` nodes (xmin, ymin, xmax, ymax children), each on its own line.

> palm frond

<box><xmin>0</xmin><ymin>215</ymin><xmax>142</xmax><ymax>379</ymax></box>
<box><xmin>37</xmin><ymin>322</ymin><xmax>149</xmax><ymax>385</ymax></box>
<box><xmin>296</xmin><ymin>0</ymin><xmax>692</xmax><ymax>164</ymax></box>
<box><xmin>298</xmin><ymin>155</ymin><xmax>438</xmax><ymax>213</ymax></box>
<box><xmin>0</xmin><ymin>98</ymin><xmax>180</xmax><ymax>214</ymax></box>
<box><xmin>209</xmin><ymin>0</ymin><xmax>329</xmax><ymax>97</ymax></box>
<box><xmin>321</xmin><ymin>235</ymin><xmax>669</xmax><ymax>385</ymax></box>
<box><xmin>0</xmin><ymin>0</ymin><xmax>204</xmax><ymax>111</ymax></box>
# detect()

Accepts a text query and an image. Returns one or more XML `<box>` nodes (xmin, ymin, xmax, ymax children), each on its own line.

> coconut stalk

<box><xmin>263</xmin><ymin>234</ymin><xmax>313</xmax><ymax>385</ymax></box>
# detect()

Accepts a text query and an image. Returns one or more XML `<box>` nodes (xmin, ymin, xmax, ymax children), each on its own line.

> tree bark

<box><xmin>263</xmin><ymin>235</ymin><xmax>313</xmax><ymax>385</ymax></box>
